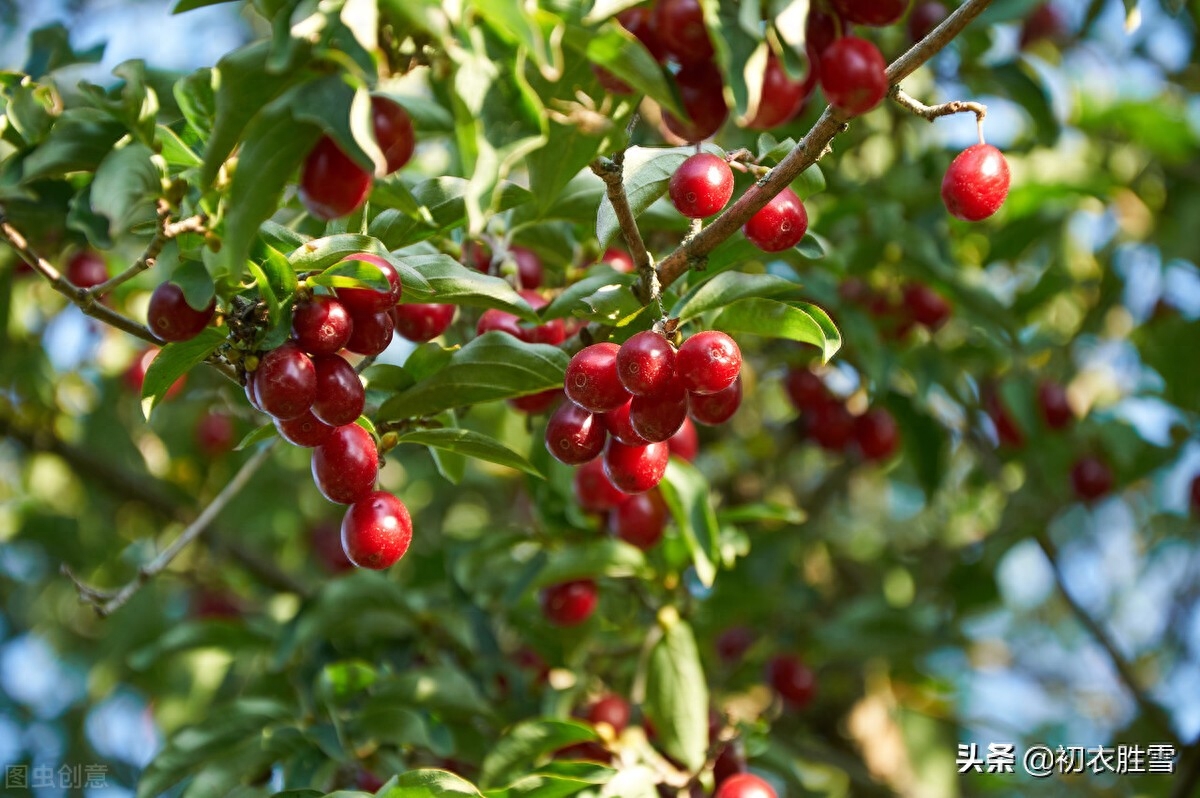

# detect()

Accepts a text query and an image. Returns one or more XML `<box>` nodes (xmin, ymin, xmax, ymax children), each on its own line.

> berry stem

<box><xmin>89</xmin><ymin>199</ymin><xmax>208</xmax><ymax>299</ymax></box>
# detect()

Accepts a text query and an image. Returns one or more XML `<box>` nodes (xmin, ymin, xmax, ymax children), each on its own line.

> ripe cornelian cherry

<box><xmin>566</xmin><ymin>343</ymin><xmax>630</xmax><ymax>413</ymax></box>
<box><xmin>715</xmin><ymin>773</ymin><xmax>777</xmax><ymax>798</ymax></box>
<box><xmin>275</xmin><ymin>409</ymin><xmax>335</xmax><ymax>447</ymax></box>
<box><xmin>1019</xmin><ymin>3</ymin><xmax>1067</xmax><ymax>48</ymax></box>
<box><xmin>819</xmin><ymin>37</ymin><xmax>888</xmax><ymax>116</ymax></box>
<box><xmin>1071</xmin><ymin>456</ymin><xmax>1113</xmax><ymax>502</ymax></box>
<box><xmin>676</xmin><ymin>330</ymin><xmax>741</xmax><ymax>395</ymax></box>
<box><xmin>292</xmin><ymin>295</ymin><xmax>353</xmax><ymax>355</ymax></box>
<box><xmin>341</xmin><ymin>490</ymin><xmax>412</xmax><ymax>569</ymax></box>
<box><xmin>808</xmin><ymin>400</ymin><xmax>854</xmax><ymax>450</ymax></box>
<box><xmin>806</xmin><ymin>8</ymin><xmax>840</xmax><ymax>58</ymax></box>
<box><xmin>601</xmin><ymin>248</ymin><xmax>635</xmax><ymax>273</ymax></box>
<box><xmin>618</xmin><ymin>331</ymin><xmax>677</xmax><ymax>396</ymax></box>
<box><xmin>312</xmin><ymin>423</ymin><xmax>379</xmax><ymax>505</ymax></box>
<box><xmin>855</xmin><ymin>407</ymin><xmax>899</xmax><ymax>461</ymax></box>
<box><xmin>654</xmin><ymin>0</ymin><xmax>713</xmax><ymax>64</ymax></box>
<box><xmin>195</xmin><ymin>411</ymin><xmax>235</xmax><ymax>457</ymax></box>
<box><xmin>392</xmin><ymin>303</ymin><xmax>455</xmax><ymax>342</ymax></box>
<box><xmin>345</xmin><ymin>308</ymin><xmax>395</xmax><ymax>355</ymax></box>
<box><xmin>604</xmin><ymin>400</ymin><xmax>649</xmax><ymax>446</ymax></box>
<box><xmin>618</xmin><ymin>6</ymin><xmax>668</xmax><ymax>61</ymax></box>
<box><xmin>66</xmin><ymin>250</ymin><xmax>107</xmax><ymax>288</ymax></box>
<box><xmin>541</xmin><ymin>579</ymin><xmax>598</xmax><ymax>626</ymax></box>
<box><xmin>509</xmin><ymin>388</ymin><xmax>563</xmax><ymax>415</ymax></box>
<box><xmin>510</xmin><ymin>246</ymin><xmax>544</xmax><ymax>289</ymax></box>
<box><xmin>463</xmin><ymin>239</ymin><xmax>492</xmax><ymax>272</ymax></box>
<box><xmin>715</xmin><ymin>626</ymin><xmax>756</xmax><ymax>663</ymax></box>
<box><xmin>942</xmin><ymin>144</ymin><xmax>1011</xmax><ymax>221</ymax></box>
<box><xmin>545</xmin><ymin>401</ymin><xmax>608</xmax><ymax>465</ymax></box>
<box><xmin>574</xmin><ymin>457</ymin><xmax>630</xmax><ymax>513</ymax></box>
<box><xmin>587</xmin><ymin>694</ymin><xmax>632</xmax><ymax>734</ymax></box>
<box><xmin>299</xmin><ymin>136</ymin><xmax>373</xmax><ymax>221</ymax></box>
<box><xmin>611</xmin><ymin>489</ymin><xmax>668</xmax><ymax>550</ymax></box>
<box><xmin>785</xmin><ymin>368</ymin><xmax>829</xmax><ymax>411</ymax></box>
<box><xmin>664</xmin><ymin>61</ymin><xmax>729</xmax><ymax>143</ymax></box>
<box><xmin>902</xmin><ymin>283</ymin><xmax>951</xmax><ymax>330</ymax></box>
<box><xmin>743</xmin><ymin>187</ymin><xmax>808</xmax><ymax>252</ymax></box>
<box><xmin>631</xmin><ymin>377</ymin><xmax>689</xmax><ymax>442</ymax></box>
<box><xmin>766</xmin><ymin>654</ymin><xmax>816</xmax><ymax>707</ymax></box>
<box><xmin>909</xmin><ymin>1</ymin><xmax>948</xmax><ymax>41</ymax></box>
<box><xmin>689</xmin><ymin>376</ymin><xmax>743</xmax><ymax>426</ymax></box>
<box><xmin>311</xmin><ymin>354</ymin><xmax>365</xmax><ymax>426</ymax></box>
<box><xmin>254</xmin><ymin>342</ymin><xmax>317</xmax><ymax>420</ymax></box>
<box><xmin>746</xmin><ymin>51</ymin><xmax>813</xmax><ymax>130</ymax></box>
<box><xmin>371</xmin><ymin>96</ymin><xmax>415</xmax><ymax>174</ymax></box>
<box><xmin>669</xmin><ymin>153</ymin><xmax>735</xmax><ymax>219</ymax></box>
<box><xmin>832</xmin><ymin>0</ymin><xmax>909</xmax><ymax>26</ymax></box>
<box><xmin>517</xmin><ymin>289</ymin><xmax>566</xmax><ymax>345</ymax></box>
<box><xmin>1037</xmin><ymin>380</ymin><xmax>1073</xmax><ymax>430</ymax></box>
<box><xmin>147</xmin><ymin>282</ymin><xmax>215</xmax><ymax>343</ymax></box>
<box><xmin>668</xmin><ymin>416</ymin><xmax>699</xmax><ymax>461</ymax></box>
<box><xmin>603</xmin><ymin>439</ymin><xmax>669</xmax><ymax>494</ymax></box>
<box><xmin>336</xmin><ymin>253</ymin><xmax>402</xmax><ymax>314</ymax></box>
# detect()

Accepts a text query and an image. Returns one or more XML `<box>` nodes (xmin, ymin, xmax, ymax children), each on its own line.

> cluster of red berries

<box><xmin>785</xmin><ymin>367</ymin><xmax>899</xmax><ymax>461</ymax></box>
<box><xmin>463</xmin><ymin>239</ymin><xmax>546</xmax><ymax>290</ymax></box>
<box><xmin>839</xmin><ymin>278</ymin><xmax>952</xmax><ymax>339</ymax></box>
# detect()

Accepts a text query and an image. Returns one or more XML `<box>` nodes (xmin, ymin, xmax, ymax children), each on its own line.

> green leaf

<box><xmin>89</xmin><ymin>142</ymin><xmax>163</xmax><ymax>238</ymax></box>
<box><xmin>399</xmin><ymin>254</ymin><xmax>538</xmax><ymax>321</ymax></box>
<box><xmin>174</xmin><ymin>67</ymin><xmax>215</xmax><ymax>140</ymax></box>
<box><xmin>378</xmin><ymin>770</ymin><xmax>483</xmax><ymax>798</ymax></box>
<box><xmin>287</xmin><ymin>234</ymin><xmax>432</xmax><ymax>297</ymax></box>
<box><xmin>595</xmin><ymin>145</ymin><xmax>721</xmax><ymax>250</ymax></box>
<box><xmin>713</xmin><ymin>299</ymin><xmax>841</xmax><ymax>362</ymax></box>
<box><xmin>377</xmin><ymin>332</ymin><xmax>568</xmax><ymax>422</ymax></box>
<box><xmin>672</xmin><ymin>272</ymin><xmax>803</xmax><ymax>323</ymax></box>
<box><xmin>576</xmin><ymin>24</ymin><xmax>681</xmax><ymax>117</ymax></box>
<box><xmin>484</xmin><ymin>768</ymin><xmax>615</xmax><ymax>798</ymax></box>
<box><xmin>20</xmin><ymin>108</ymin><xmax>126</xmax><ymax>182</ymax></box>
<box><xmin>480</xmin><ymin>720</ymin><xmax>600</xmax><ymax>789</ymax></box>
<box><xmin>373</xmin><ymin>665</ymin><xmax>491</xmax><ymax>717</ymax></box>
<box><xmin>659</xmin><ymin>459</ymin><xmax>719</xmax><ymax>589</ymax></box>
<box><xmin>308</xmin><ymin>258</ymin><xmax>392</xmax><ymax>293</ymax></box>
<box><xmin>540</xmin><ymin>268</ymin><xmax>639</xmax><ymax>321</ymax></box>
<box><xmin>128</xmin><ymin>620</ymin><xmax>273</xmax><ymax>671</ymax></box>
<box><xmin>170</xmin><ymin>256</ymin><xmax>216</xmax><ymax>311</ymax></box>
<box><xmin>141</xmin><ymin>327</ymin><xmax>226</xmax><ymax>416</ymax></box>
<box><xmin>532</xmin><ymin>539</ymin><xmax>649</xmax><ymax>588</ymax></box>
<box><xmin>233</xmin><ymin>423</ymin><xmax>278</xmax><ymax>451</ymax></box>
<box><xmin>24</xmin><ymin>23</ymin><xmax>104</xmax><ymax>78</ymax></box>
<box><xmin>643</xmin><ymin>614</ymin><xmax>708</xmax><ymax>772</ymax></box>
<box><xmin>173</xmin><ymin>0</ymin><xmax>241</xmax><ymax>11</ymax></box>
<box><xmin>156</xmin><ymin>124</ymin><xmax>203</xmax><ymax>168</ymax></box>
<box><xmin>396</xmin><ymin>428</ymin><xmax>543</xmax><ymax>478</ymax></box>
<box><xmin>369</xmin><ymin>178</ymin><xmax>533</xmax><ymax>250</ymax></box>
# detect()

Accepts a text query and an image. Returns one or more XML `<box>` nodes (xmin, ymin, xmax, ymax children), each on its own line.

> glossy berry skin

<box><xmin>855</xmin><ymin>408</ymin><xmax>899</xmax><ymax>461</ymax></box>
<box><xmin>510</xmin><ymin>246</ymin><xmax>544</xmax><ymax>290</ymax></box>
<box><xmin>566</xmin><ymin>343</ymin><xmax>630</xmax><ymax>413</ymax></box>
<box><xmin>604</xmin><ymin>400</ymin><xmax>649</xmax><ymax>446</ymax></box>
<box><xmin>299</xmin><ymin>136</ymin><xmax>373</xmax><ymax>220</ymax></box>
<box><xmin>669</xmin><ymin>153</ymin><xmax>734</xmax><ymax>219</ymax></box>
<box><xmin>715</xmin><ymin>773</ymin><xmax>777</xmax><ymax>798</ymax></box>
<box><xmin>311</xmin><ymin>354</ymin><xmax>365</xmax><ymax>426</ymax></box>
<box><xmin>668</xmin><ymin>416</ymin><xmax>699</xmax><ymax>462</ymax></box>
<box><xmin>942</xmin><ymin>144</ymin><xmax>1011</xmax><ymax>222</ymax></box>
<box><xmin>689</xmin><ymin>376</ymin><xmax>742</xmax><ymax>426</ymax></box>
<box><xmin>902</xmin><ymin>283</ymin><xmax>951</xmax><ymax>330</ymax></box>
<box><xmin>631</xmin><ymin>378</ymin><xmax>689</xmax><ymax>443</ymax></box>
<box><xmin>785</xmin><ymin>368</ymin><xmax>829</xmax><ymax>411</ymax></box>
<box><xmin>654</xmin><ymin>0</ymin><xmax>713</xmax><ymax>65</ymax></box>
<box><xmin>574</xmin><ymin>458</ymin><xmax>630</xmax><ymax>513</ymax></box>
<box><xmin>545</xmin><ymin>401</ymin><xmax>608</xmax><ymax>466</ymax></box>
<box><xmin>371</xmin><ymin>96</ymin><xmax>415</xmax><ymax>174</ymax></box>
<box><xmin>806</xmin><ymin>8</ymin><xmax>840</xmax><ymax>58</ymax></box>
<box><xmin>312</xmin><ymin>423</ymin><xmax>379</xmax><ymax>505</ymax></box>
<box><xmin>336</xmin><ymin>253</ymin><xmax>402</xmax><ymax>314</ymax></box>
<box><xmin>341</xmin><ymin>490</ymin><xmax>412</xmax><ymax>569</ymax></box>
<box><xmin>618</xmin><ymin>6</ymin><xmax>668</xmax><ymax>61</ymax></box>
<box><xmin>1038</xmin><ymin>380</ymin><xmax>1073</xmax><ymax>430</ymax></box>
<box><xmin>292</xmin><ymin>295</ymin><xmax>353</xmax><ymax>355</ymax></box>
<box><xmin>618</xmin><ymin>331</ymin><xmax>677</xmax><ymax>396</ymax></box>
<box><xmin>747</xmin><ymin>51</ymin><xmax>812</xmax><ymax>130</ymax></box>
<box><xmin>541</xmin><ymin>579</ymin><xmax>598</xmax><ymax>626</ymax></box>
<box><xmin>743</xmin><ymin>187</ymin><xmax>808</xmax><ymax>252</ymax></box>
<box><xmin>601</xmin><ymin>248</ymin><xmax>635</xmax><ymax>273</ymax></box>
<box><xmin>477</xmin><ymin>308</ymin><xmax>525</xmax><ymax>340</ymax></box>
<box><xmin>610</xmin><ymin>490</ymin><xmax>667</xmax><ymax>550</ymax></box>
<box><xmin>664</xmin><ymin>61</ymin><xmax>729</xmax><ymax>143</ymax></box>
<box><xmin>345</xmin><ymin>309</ymin><xmax>395</xmax><ymax>355</ymax></box>
<box><xmin>819</xmin><ymin>37</ymin><xmax>888</xmax><ymax>116</ymax></box>
<box><xmin>66</xmin><ymin>251</ymin><xmax>107</xmax><ymax>288</ymax></box>
<box><xmin>518</xmin><ymin>290</ymin><xmax>566</xmax><ymax>345</ymax></box>
<box><xmin>767</xmin><ymin>655</ymin><xmax>816</xmax><ymax>707</ymax></box>
<box><xmin>909</xmin><ymin>1</ymin><xmax>948</xmax><ymax>41</ymax></box>
<box><xmin>603</xmin><ymin>439</ymin><xmax>669</xmax><ymax>494</ymax></box>
<box><xmin>1071</xmin><ymin>456</ymin><xmax>1113</xmax><ymax>502</ymax></box>
<box><xmin>392</xmin><ymin>303</ymin><xmax>455</xmax><ymax>342</ymax></box>
<box><xmin>833</xmin><ymin>0</ymin><xmax>909</xmax><ymax>26</ymax></box>
<box><xmin>715</xmin><ymin>626</ymin><xmax>756</xmax><ymax>663</ymax></box>
<box><xmin>808</xmin><ymin>401</ymin><xmax>855</xmax><ymax>451</ymax></box>
<box><xmin>147</xmin><ymin>282</ymin><xmax>215</xmax><ymax>343</ymax></box>
<box><xmin>509</xmin><ymin>388</ymin><xmax>563</xmax><ymax>415</ymax></box>
<box><xmin>254</xmin><ymin>342</ymin><xmax>317</xmax><ymax>420</ymax></box>
<box><xmin>195</xmin><ymin>411</ymin><xmax>235</xmax><ymax>457</ymax></box>
<box><xmin>676</xmin><ymin>331</ymin><xmax>740</xmax><ymax>395</ymax></box>
<box><xmin>588</xmin><ymin>694</ymin><xmax>632</xmax><ymax>734</ymax></box>
<box><xmin>275</xmin><ymin>409</ymin><xmax>335</xmax><ymax>447</ymax></box>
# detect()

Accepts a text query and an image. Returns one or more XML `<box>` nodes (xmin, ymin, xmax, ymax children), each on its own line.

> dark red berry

<box><xmin>601</xmin><ymin>248</ymin><xmax>635</xmax><ymax>273</ymax></box>
<box><xmin>617</xmin><ymin>331</ymin><xmax>677</xmax><ymax>396</ymax></box>
<box><xmin>631</xmin><ymin>377</ymin><xmax>689</xmax><ymax>442</ymax></box>
<box><xmin>312</xmin><ymin>423</ymin><xmax>379</xmax><ymax>505</ymax></box>
<box><xmin>311</xmin><ymin>354</ymin><xmax>365</xmax><ymax>427</ymax></box>
<box><xmin>545</xmin><ymin>401</ymin><xmax>608</xmax><ymax>465</ymax></box>
<box><xmin>668</xmin><ymin>416</ymin><xmax>699</xmax><ymax>462</ymax></box>
<box><xmin>767</xmin><ymin>655</ymin><xmax>816</xmax><ymax>707</ymax></box>
<box><xmin>147</xmin><ymin>282</ymin><xmax>215</xmax><ymax>343</ymax></box>
<box><xmin>541</xmin><ymin>579</ymin><xmax>598</xmax><ymax>626</ymax></box>
<box><xmin>310</xmin><ymin>521</ymin><xmax>354</xmax><ymax>573</ymax></box>
<box><xmin>669</xmin><ymin>153</ymin><xmax>734</xmax><ymax>219</ymax></box>
<box><xmin>195</xmin><ymin>411</ymin><xmax>235</xmax><ymax>456</ymax></box>
<box><xmin>345</xmin><ymin>309</ymin><xmax>395</xmax><ymax>355</ymax></box>
<box><xmin>336</xmin><ymin>253</ymin><xmax>402</xmax><ymax>314</ymax></box>
<box><xmin>985</xmin><ymin>388</ymin><xmax>1024</xmax><ymax>449</ymax></box>
<box><xmin>603</xmin><ymin>439</ymin><xmax>669</xmax><ymax>494</ymax></box>
<box><xmin>574</xmin><ymin>458</ymin><xmax>630</xmax><ymax>513</ymax></box>
<box><xmin>746</xmin><ymin>51</ymin><xmax>813</xmax><ymax>130</ymax></box>
<box><xmin>292</xmin><ymin>295</ymin><xmax>353</xmax><ymax>355</ymax></box>
<box><xmin>1071</xmin><ymin>456</ymin><xmax>1113</xmax><ymax>502</ymax></box>
<box><xmin>663</xmin><ymin>61</ymin><xmax>729</xmax><ymax>143</ymax></box>
<box><xmin>66</xmin><ymin>251</ymin><xmax>107</xmax><ymax>288</ymax></box>
<box><xmin>341</xmin><ymin>490</ymin><xmax>412</xmax><ymax>569</ymax></box>
<box><xmin>855</xmin><ymin>407</ymin><xmax>899</xmax><ymax>461</ymax></box>
<box><xmin>832</xmin><ymin>0</ymin><xmax>909</xmax><ymax>26</ymax></box>
<box><xmin>566</xmin><ymin>343</ymin><xmax>630</xmax><ymax>413</ymax></box>
<box><xmin>785</xmin><ymin>368</ymin><xmax>829</xmax><ymax>411</ymax></box>
<box><xmin>1019</xmin><ymin>4</ymin><xmax>1067</xmax><ymax>48</ymax></box>
<box><xmin>715</xmin><ymin>773</ymin><xmax>777</xmax><ymax>798</ymax></box>
<box><xmin>611</xmin><ymin>489</ymin><xmax>668</xmax><ymax>550</ymax></box>
<box><xmin>299</xmin><ymin>136</ymin><xmax>372</xmax><ymax>220</ymax></box>
<box><xmin>604</xmin><ymin>399</ymin><xmax>649</xmax><ymax>446</ymax></box>
<box><xmin>908</xmin><ymin>1</ymin><xmax>948</xmax><ymax>41</ymax></box>
<box><xmin>819</xmin><ymin>36</ymin><xmax>888</xmax><ymax>116</ymax></box>
<box><xmin>510</xmin><ymin>246</ymin><xmax>544</xmax><ymax>289</ymax></box>
<box><xmin>808</xmin><ymin>400</ymin><xmax>854</xmax><ymax>450</ymax></box>
<box><xmin>618</xmin><ymin>6</ymin><xmax>668</xmax><ymax>61</ymax></box>
<box><xmin>392</xmin><ymin>303</ymin><xmax>455</xmax><ymax>342</ymax></box>
<box><xmin>806</xmin><ymin>8</ymin><xmax>840</xmax><ymax>57</ymax></box>
<box><xmin>743</xmin><ymin>187</ymin><xmax>808</xmax><ymax>252</ymax></box>
<box><xmin>509</xmin><ymin>388</ymin><xmax>564</xmax><ymax>415</ymax></box>
<box><xmin>715</xmin><ymin>626</ymin><xmax>756</xmax><ymax>663</ymax></box>
<box><xmin>942</xmin><ymin>144</ymin><xmax>1010</xmax><ymax>222</ymax></box>
<box><xmin>1038</xmin><ymin>380</ymin><xmax>1073</xmax><ymax>430</ymax></box>
<box><xmin>676</xmin><ymin>331</ymin><xmax>740</xmax><ymax>395</ymax></box>
<box><xmin>689</xmin><ymin>376</ymin><xmax>742</xmax><ymax>426</ymax></box>
<box><xmin>518</xmin><ymin>290</ymin><xmax>566</xmax><ymax>345</ymax></box>
<box><xmin>654</xmin><ymin>0</ymin><xmax>713</xmax><ymax>64</ymax></box>
<box><xmin>254</xmin><ymin>343</ymin><xmax>317</xmax><ymax>420</ymax></box>
<box><xmin>713</xmin><ymin>743</ymin><xmax>748</xmax><ymax>788</ymax></box>
<box><xmin>463</xmin><ymin>239</ymin><xmax>492</xmax><ymax>272</ymax></box>
<box><xmin>371</xmin><ymin>96</ymin><xmax>415</xmax><ymax>173</ymax></box>
<box><xmin>275</xmin><ymin>409</ymin><xmax>335</xmax><ymax>447</ymax></box>
<box><xmin>902</xmin><ymin>283</ymin><xmax>951</xmax><ymax>330</ymax></box>
<box><xmin>477</xmin><ymin>308</ymin><xmax>524</xmax><ymax>339</ymax></box>
<box><xmin>1190</xmin><ymin>475</ymin><xmax>1200</xmax><ymax>516</ymax></box>
<box><xmin>587</xmin><ymin>694</ymin><xmax>632</xmax><ymax>734</ymax></box>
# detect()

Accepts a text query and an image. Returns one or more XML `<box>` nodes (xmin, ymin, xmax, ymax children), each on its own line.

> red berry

<box><xmin>663</xmin><ymin>61</ymin><xmax>729</xmax><ymax>143</ymax></box>
<box><xmin>746</xmin><ymin>51</ymin><xmax>813</xmax><ymax>130</ymax></box>
<box><xmin>275</xmin><ymin>409</ymin><xmax>335</xmax><ymax>447</ymax></box>
<box><xmin>832</xmin><ymin>0</ymin><xmax>909</xmax><ymax>26</ymax></box>
<box><xmin>654</xmin><ymin>0</ymin><xmax>713</xmax><ymax>64</ymax></box>
<box><xmin>819</xmin><ymin>36</ymin><xmax>888</xmax><ymax>116</ymax></box>
<box><xmin>463</xmin><ymin>239</ymin><xmax>492</xmax><ymax>272</ymax></box>
<box><xmin>808</xmin><ymin>400</ymin><xmax>854</xmax><ymax>450</ymax></box>
<box><xmin>341</xmin><ymin>490</ymin><xmax>412</xmax><ymax>569</ymax></box>
<box><xmin>669</xmin><ymin>153</ymin><xmax>735</xmax><ymax>219</ymax></box>
<box><xmin>312</xmin><ymin>423</ymin><xmax>379</xmax><ymax>505</ymax></box>
<box><xmin>631</xmin><ymin>377</ymin><xmax>689</xmax><ymax>442</ymax></box>
<box><xmin>292</xmin><ymin>295</ymin><xmax>353</xmax><ymax>355</ymax></box>
<box><xmin>545</xmin><ymin>401</ymin><xmax>608</xmax><ymax>466</ymax></box>
<box><xmin>574</xmin><ymin>458</ymin><xmax>630</xmax><ymax>513</ymax></box>
<box><xmin>603</xmin><ymin>439</ymin><xmax>669</xmax><ymax>494</ymax></box>
<box><xmin>617</xmin><ymin>6</ymin><xmax>668</xmax><ymax>61</ymax></box>
<box><xmin>785</xmin><ymin>368</ymin><xmax>829</xmax><ymax>411</ymax></box>
<box><xmin>743</xmin><ymin>187</ymin><xmax>808</xmax><ymax>252</ymax></box>
<box><xmin>508</xmin><ymin>388</ymin><xmax>564</xmax><ymax>415</ymax></box>
<box><xmin>311</xmin><ymin>354</ymin><xmax>365</xmax><ymax>427</ymax></box>
<box><xmin>518</xmin><ymin>290</ymin><xmax>566</xmax><ymax>345</ymax></box>
<box><xmin>345</xmin><ymin>309</ymin><xmax>395</xmax><ymax>355</ymax></box>
<box><xmin>565</xmin><ymin>343</ymin><xmax>630</xmax><ymax>413</ymax></box>
<box><xmin>254</xmin><ymin>342</ymin><xmax>317</xmax><ymax>420</ymax></box>
<box><xmin>1071</xmin><ymin>456</ymin><xmax>1113</xmax><ymax>502</ymax></box>
<box><xmin>610</xmin><ymin>489</ymin><xmax>668</xmax><ymax>550</ymax></box>
<box><xmin>147</xmin><ymin>282</ymin><xmax>215</xmax><ymax>343</ymax></box>
<box><xmin>336</xmin><ymin>253</ymin><xmax>402</xmax><ymax>314</ymax></box>
<box><xmin>668</xmin><ymin>416</ymin><xmax>699</xmax><ymax>462</ymax></box>
<box><xmin>617</xmin><ymin>331</ymin><xmax>677</xmax><ymax>396</ymax></box>
<box><xmin>715</xmin><ymin>626</ymin><xmax>756</xmax><ymax>663</ymax></box>
<box><xmin>195</xmin><ymin>411</ymin><xmax>235</xmax><ymax>456</ymax></box>
<box><xmin>299</xmin><ymin>136</ymin><xmax>372</xmax><ymax>221</ymax></box>
<box><xmin>126</xmin><ymin>348</ymin><xmax>187</xmax><ymax>399</ymax></box>
<box><xmin>371</xmin><ymin>96</ymin><xmax>415</xmax><ymax>174</ymax></box>
<box><xmin>676</xmin><ymin>331</ymin><xmax>740</xmax><ymax>395</ymax></box>
<box><xmin>601</xmin><ymin>248</ymin><xmax>635</xmax><ymax>273</ymax></box>
<box><xmin>1037</xmin><ymin>380</ymin><xmax>1073</xmax><ymax>430</ymax></box>
<box><xmin>477</xmin><ymin>308</ymin><xmax>525</xmax><ymax>339</ymax></box>
<box><xmin>1190</xmin><ymin>475</ymin><xmax>1200</xmax><ymax>516</ymax></box>
<box><xmin>806</xmin><ymin>8</ymin><xmax>840</xmax><ymax>57</ymax></box>
<box><xmin>587</xmin><ymin>694</ymin><xmax>631</xmax><ymax>734</ymax></box>
<box><xmin>392</xmin><ymin>303</ymin><xmax>455</xmax><ymax>342</ymax></box>
<box><xmin>985</xmin><ymin>388</ymin><xmax>1024</xmax><ymax>449</ymax></box>
<box><xmin>689</xmin><ymin>376</ymin><xmax>742</xmax><ymax>426</ymax></box>
<box><xmin>715</xmin><ymin>773</ymin><xmax>777</xmax><ymax>798</ymax></box>
<box><xmin>902</xmin><ymin>283</ymin><xmax>951</xmax><ymax>330</ymax></box>
<box><xmin>855</xmin><ymin>407</ymin><xmax>899</xmax><ymax>461</ymax></box>
<box><xmin>1019</xmin><ymin>4</ymin><xmax>1067</xmax><ymax>48</ymax></box>
<box><xmin>908</xmin><ymin>1</ymin><xmax>948</xmax><ymax>41</ymax></box>
<box><xmin>604</xmin><ymin>399</ymin><xmax>649</xmax><ymax>446</ymax></box>
<box><xmin>310</xmin><ymin>521</ymin><xmax>354</xmax><ymax>573</ymax></box>
<box><xmin>541</xmin><ymin>579</ymin><xmax>598</xmax><ymax>626</ymax></box>
<box><xmin>713</xmin><ymin>744</ymin><xmax>748</xmax><ymax>788</ymax></box>
<box><xmin>942</xmin><ymin>144</ymin><xmax>1011</xmax><ymax>222</ymax></box>
<box><xmin>510</xmin><ymin>246</ymin><xmax>544</xmax><ymax>289</ymax></box>
<box><xmin>766</xmin><ymin>655</ymin><xmax>816</xmax><ymax>707</ymax></box>
<box><xmin>66</xmin><ymin>251</ymin><xmax>107</xmax><ymax>288</ymax></box>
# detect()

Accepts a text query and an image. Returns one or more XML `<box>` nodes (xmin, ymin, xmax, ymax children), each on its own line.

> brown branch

<box><xmin>655</xmin><ymin>0</ymin><xmax>998</xmax><ymax>291</ymax></box>
<box><xmin>889</xmin><ymin>86</ymin><xmax>987</xmax><ymax>126</ymax></box>
<box><xmin>589</xmin><ymin>154</ymin><xmax>659</xmax><ymax>306</ymax></box>
<box><xmin>91</xmin><ymin>200</ymin><xmax>208</xmax><ymax>298</ymax></box>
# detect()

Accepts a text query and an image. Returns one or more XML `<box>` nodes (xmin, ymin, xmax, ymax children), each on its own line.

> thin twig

<box><xmin>890</xmin><ymin>86</ymin><xmax>987</xmax><ymax>142</ymax></box>
<box><xmin>588</xmin><ymin>154</ymin><xmax>660</xmax><ymax>306</ymax></box>
<box><xmin>91</xmin><ymin>200</ymin><xmax>208</xmax><ymax>298</ymax></box>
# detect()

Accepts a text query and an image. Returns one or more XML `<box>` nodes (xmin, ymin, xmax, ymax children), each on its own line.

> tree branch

<box><xmin>655</xmin><ymin>0</ymin><xmax>997</xmax><ymax>292</ymax></box>
<box><xmin>589</xmin><ymin>154</ymin><xmax>659</xmax><ymax>306</ymax></box>
<box><xmin>889</xmin><ymin>86</ymin><xmax>987</xmax><ymax>125</ymax></box>
<box><xmin>90</xmin><ymin>199</ymin><xmax>207</xmax><ymax>298</ymax></box>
